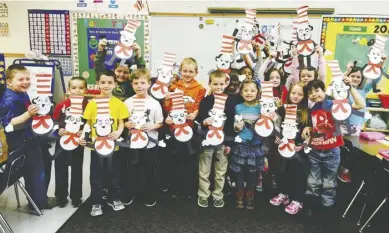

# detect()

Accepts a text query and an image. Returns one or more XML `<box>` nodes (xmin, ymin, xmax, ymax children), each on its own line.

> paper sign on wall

<box><xmin>0</xmin><ymin>21</ymin><xmax>9</xmax><ymax>37</ymax></box>
<box><xmin>109</xmin><ymin>0</ymin><xmax>118</xmax><ymax>8</ymax></box>
<box><xmin>0</xmin><ymin>3</ymin><xmax>8</xmax><ymax>17</ymax></box>
<box><xmin>77</xmin><ymin>0</ymin><xmax>87</xmax><ymax>7</ymax></box>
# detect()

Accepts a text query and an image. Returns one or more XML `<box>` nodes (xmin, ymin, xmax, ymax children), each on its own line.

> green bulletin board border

<box><xmin>70</xmin><ymin>12</ymin><xmax>150</xmax><ymax>85</ymax></box>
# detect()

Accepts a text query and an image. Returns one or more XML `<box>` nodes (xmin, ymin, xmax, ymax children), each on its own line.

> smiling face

<box><xmin>241</xmin><ymin>67</ymin><xmax>253</xmax><ymax>80</ymax></box>
<box><xmin>114</xmin><ymin>66</ymin><xmax>130</xmax><ymax>83</ymax></box>
<box><xmin>89</xmin><ymin>38</ymin><xmax>98</xmax><ymax>49</ymax></box>
<box><xmin>367</xmin><ymin>48</ymin><xmax>383</xmax><ymax>64</ymax></box>
<box><xmin>209</xmin><ymin>76</ymin><xmax>227</xmax><ymax>95</ymax></box>
<box><xmin>97</xmin><ymin>75</ymin><xmax>116</xmax><ymax>97</ymax></box>
<box><xmin>308</xmin><ymin>87</ymin><xmax>326</xmax><ymax>103</ymax></box>
<box><xmin>68</xmin><ymin>79</ymin><xmax>86</xmax><ymax>96</ymax></box>
<box><xmin>93</xmin><ymin>115</ymin><xmax>113</xmax><ymax>136</ymax></box>
<box><xmin>180</xmin><ymin>63</ymin><xmax>198</xmax><ymax>84</ymax></box>
<box><xmin>289</xmin><ymin>85</ymin><xmax>304</xmax><ymax>104</ymax></box>
<box><xmin>300</xmin><ymin>69</ymin><xmax>316</xmax><ymax>86</ymax></box>
<box><xmin>241</xmin><ymin>82</ymin><xmax>258</xmax><ymax>103</ymax></box>
<box><xmin>132</xmin><ymin>76</ymin><xmax>150</xmax><ymax>98</ymax></box>
<box><xmin>269</xmin><ymin>70</ymin><xmax>281</xmax><ymax>87</ymax></box>
<box><xmin>7</xmin><ymin>70</ymin><xmax>31</xmax><ymax>93</ymax></box>
<box><xmin>348</xmin><ymin>70</ymin><xmax>363</xmax><ymax>88</ymax></box>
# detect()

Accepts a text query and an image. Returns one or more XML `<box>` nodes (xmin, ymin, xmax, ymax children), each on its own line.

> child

<box><xmin>195</xmin><ymin>70</ymin><xmax>235</xmax><ymax>208</ymax></box>
<box><xmin>95</xmin><ymin>38</ymin><xmax>145</xmax><ymax>101</ymax></box>
<box><xmin>80</xmin><ymin>70</ymin><xmax>129</xmax><ymax>216</ymax></box>
<box><xmin>53</xmin><ymin>76</ymin><xmax>88</xmax><ymax>207</ymax></box>
<box><xmin>224</xmin><ymin>69</ymin><xmax>240</xmax><ymax>96</ymax></box>
<box><xmin>123</xmin><ymin>68</ymin><xmax>163</xmax><ymax>207</ymax></box>
<box><xmin>0</xmin><ymin>64</ymin><xmax>56</xmax><ymax>209</ymax></box>
<box><xmin>239</xmin><ymin>66</ymin><xmax>253</xmax><ymax>81</ymax></box>
<box><xmin>269</xmin><ymin>82</ymin><xmax>310</xmax><ymax>215</ymax></box>
<box><xmin>164</xmin><ymin>57</ymin><xmax>206</xmax><ymax>199</ymax></box>
<box><xmin>230</xmin><ymin>80</ymin><xmax>267</xmax><ymax>210</ymax></box>
<box><xmin>302</xmin><ymin>79</ymin><xmax>365</xmax><ymax>216</ymax></box>
<box><xmin>264</xmin><ymin>68</ymin><xmax>288</xmax><ymax>106</ymax></box>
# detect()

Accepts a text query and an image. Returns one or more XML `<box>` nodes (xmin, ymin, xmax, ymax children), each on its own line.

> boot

<box><xmin>236</xmin><ymin>189</ymin><xmax>244</xmax><ymax>209</ymax></box>
<box><xmin>246</xmin><ymin>189</ymin><xmax>255</xmax><ymax>210</ymax></box>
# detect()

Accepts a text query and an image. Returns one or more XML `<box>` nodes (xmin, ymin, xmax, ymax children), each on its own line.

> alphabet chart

<box><xmin>28</xmin><ymin>10</ymin><xmax>71</xmax><ymax>56</ymax></box>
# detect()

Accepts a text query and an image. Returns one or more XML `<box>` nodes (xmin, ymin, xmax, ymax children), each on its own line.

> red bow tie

<box><xmin>256</xmin><ymin>115</ymin><xmax>272</xmax><ymax>130</ymax></box>
<box><xmin>152</xmin><ymin>80</ymin><xmax>169</xmax><ymax>95</ymax></box>
<box><xmin>173</xmin><ymin>123</ymin><xmax>190</xmax><ymax>137</ymax></box>
<box><xmin>63</xmin><ymin>133</ymin><xmax>79</xmax><ymax>146</ymax></box>
<box><xmin>116</xmin><ymin>42</ymin><xmax>133</xmax><ymax>57</ymax></box>
<box><xmin>95</xmin><ymin>136</ymin><xmax>113</xmax><ymax>150</ymax></box>
<box><xmin>366</xmin><ymin>62</ymin><xmax>381</xmax><ymax>74</ymax></box>
<box><xmin>207</xmin><ymin>126</ymin><xmax>224</xmax><ymax>139</ymax></box>
<box><xmin>32</xmin><ymin>115</ymin><xmax>51</xmax><ymax>129</ymax></box>
<box><xmin>279</xmin><ymin>139</ymin><xmax>295</xmax><ymax>152</ymax></box>
<box><xmin>297</xmin><ymin>40</ymin><xmax>313</xmax><ymax>53</ymax></box>
<box><xmin>332</xmin><ymin>99</ymin><xmax>349</xmax><ymax>114</ymax></box>
<box><xmin>239</xmin><ymin>40</ymin><xmax>252</xmax><ymax>51</ymax></box>
<box><xmin>130</xmin><ymin>129</ymin><xmax>147</xmax><ymax>142</ymax></box>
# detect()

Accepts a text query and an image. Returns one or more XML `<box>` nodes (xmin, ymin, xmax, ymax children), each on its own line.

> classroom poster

<box><xmin>320</xmin><ymin>16</ymin><xmax>389</xmax><ymax>97</ymax></box>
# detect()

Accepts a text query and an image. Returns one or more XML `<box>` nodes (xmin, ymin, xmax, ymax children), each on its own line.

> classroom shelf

<box><xmin>367</xmin><ymin>107</ymin><xmax>389</xmax><ymax>112</ymax></box>
<box><xmin>364</xmin><ymin>128</ymin><xmax>389</xmax><ymax>133</ymax></box>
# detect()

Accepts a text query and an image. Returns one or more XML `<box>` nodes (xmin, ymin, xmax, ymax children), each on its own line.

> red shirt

<box><xmin>273</xmin><ymin>86</ymin><xmax>288</xmax><ymax>106</ymax></box>
<box><xmin>53</xmin><ymin>98</ymin><xmax>89</xmax><ymax>128</ymax></box>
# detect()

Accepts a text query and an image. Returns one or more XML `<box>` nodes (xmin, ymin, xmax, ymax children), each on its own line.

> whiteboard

<box><xmin>150</xmin><ymin>16</ymin><xmax>322</xmax><ymax>88</ymax></box>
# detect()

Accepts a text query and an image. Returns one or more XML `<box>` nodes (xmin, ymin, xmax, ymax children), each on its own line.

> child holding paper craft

<box><xmin>123</xmin><ymin>69</ymin><xmax>164</xmax><ymax>207</ymax></box>
<box><xmin>52</xmin><ymin>76</ymin><xmax>88</xmax><ymax>208</ymax></box>
<box><xmin>264</xmin><ymin>68</ymin><xmax>288</xmax><ymax>106</ymax></box>
<box><xmin>0</xmin><ymin>64</ymin><xmax>56</xmax><ymax>209</ymax></box>
<box><xmin>80</xmin><ymin>70</ymin><xmax>129</xmax><ymax>217</ymax></box>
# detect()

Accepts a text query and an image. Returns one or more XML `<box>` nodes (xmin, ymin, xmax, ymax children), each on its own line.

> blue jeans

<box><xmin>305</xmin><ymin>147</ymin><xmax>340</xmax><ymax>207</ymax></box>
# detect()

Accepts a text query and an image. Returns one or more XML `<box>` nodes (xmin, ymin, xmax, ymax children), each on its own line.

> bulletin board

<box><xmin>71</xmin><ymin>12</ymin><xmax>150</xmax><ymax>85</ymax></box>
<box><xmin>320</xmin><ymin>15</ymin><xmax>389</xmax><ymax>97</ymax></box>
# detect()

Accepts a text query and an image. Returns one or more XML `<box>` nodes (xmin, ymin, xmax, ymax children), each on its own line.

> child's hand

<box><xmin>203</xmin><ymin>117</ymin><xmax>213</xmax><ymax>126</ymax></box>
<box><xmin>315</xmin><ymin>45</ymin><xmax>324</xmax><ymax>57</ymax></box>
<box><xmin>302</xmin><ymin>127</ymin><xmax>312</xmax><ymax>140</ymax></box>
<box><xmin>234</xmin><ymin>121</ymin><xmax>244</xmax><ymax>131</ymax></box>
<box><xmin>108</xmin><ymin>131</ymin><xmax>121</xmax><ymax>140</ymax></box>
<box><xmin>165</xmin><ymin>92</ymin><xmax>172</xmax><ymax>100</ymax></box>
<box><xmin>294</xmin><ymin>145</ymin><xmax>303</xmax><ymax>152</ymax></box>
<box><xmin>275</xmin><ymin>136</ymin><xmax>282</xmax><ymax>145</ymax></box>
<box><xmin>98</xmin><ymin>38</ymin><xmax>108</xmax><ymax>52</ymax></box>
<box><xmin>132</xmin><ymin>42</ymin><xmax>141</xmax><ymax>58</ymax></box>
<box><xmin>224</xmin><ymin>146</ymin><xmax>231</xmax><ymax>156</ymax></box>
<box><xmin>77</xmin><ymin>131</ymin><xmax>82</xmax><ymax>137</ymax></box>
<box><xmin>27</xmin><ymin>104</ymin><xmax>39</xmax><ymax>116</ymax></box>
<box><xmin>58</xmin><ymin>128</ymin><xmax>67</xmax><ymax>136</ymax></box>
<box><xmin>125</xmin><ymin>121</ymin><xmax>136</xmax><ymax>129</ymax></box>
<box><xmin>269</xmin><ymin>112</ymin><xmax>278</xmax><ymax>122</ymax></box>
<box><xmin>291</xmin><ymin>48</ymin><xmax>298</xmax><ymax>58</ymax></box>
<box><xmin>165</xmin><ymin>116</ymin><xmax>173</xmax><ymax>125</ymax></box>
<box><xmin>343</xmin><ymin>76</ymin><xmax>352</xmax><ymax>85</ymax></box>
<box><xmin>79</xmin><ymin>138</ymin><xmax>87</xmax><ymax>146</ymax></box>
<box><xmin>141</xmin><ymin>123</ymin><xmax>154</xmax><ymax>131</ymax></box>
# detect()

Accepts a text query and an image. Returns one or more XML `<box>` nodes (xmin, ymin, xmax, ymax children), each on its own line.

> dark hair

<box><xmin>228</xmin><ymin>69</ymin><xmax>239</xmax><ymax>83</ymax></box>
<box><xmin>305</xmin><ymin>79</ymin><xmax>325</xmax><ymax>93</ymax></box>
<box><xmin>97</xmin><ymin>70</ymin><xmax>116</xmax><ymax>81</ymax></box>
<box><xmin>68</xmin><ymin>76</ymin><xmax>87</xmax><ymax>88</ymax></box>
<box><xmin>239</xmin><ymin>66</ymin><xmax>253</xmax><ymax>76</ymax></box>
<box><xmin>208</xmin><ymin>70</ymin><xmax>227</xmax><ymax>83</ymax></box>
<box><xmin>239</xmin><ymin>80</ymin><xmax>261</xmax><ymax>100</ymax></box>
<box><xmin>347</xmin><ymin>61</ymin><xmax>365</xmax><ymax>89</ymax></box>
<box><xmin>299</xmin><ymin>66</ymin><xmax>319</xmax><ymax>80</ymax></box>
<box><xmin>264</xmin><ymin>67</ymin><xmax>286</xmax><ymax>96</ymax></box>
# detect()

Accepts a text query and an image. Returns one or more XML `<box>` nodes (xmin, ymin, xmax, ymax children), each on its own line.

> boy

<box><xmin>302</xmin><ymin>79</ymin><xmax>365</xmax><ymax>215</ymax></box>
<box><xmin>0</xmin><ymin>64</ymin><xmax>56</xmax><ymax>209</ymax></box>
<box><xmin>123</xmin><ymin>68</ymin><xmax>163</xmax><ymax>206</ymax></box>
<box><xmin>195</xmin><ymin>70</ymin><xmax>235</xmax><ymax>208</ymax></box>
<box><xmin>53</xmin><ymin>76</ymin><xmax>88</xmax><ymax>208</ymax></box>
<box><xmin>80</xmin><ymin>70</ymin><xmax>129</xmax><ymax>216</ymax></box>
<box><xmin>95</xmin><ymin>38</ymin><xmax>145</xmax><ymax>101</ymax></box>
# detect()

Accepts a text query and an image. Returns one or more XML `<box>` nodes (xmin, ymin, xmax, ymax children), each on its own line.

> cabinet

<box><xmin>363</xmin><ymin>107</ymin><xmax>389</xmax><ymax>133</ymax></box>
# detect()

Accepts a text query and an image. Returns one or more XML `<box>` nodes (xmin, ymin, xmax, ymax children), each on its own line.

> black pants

<box><xmin>54</xmin><ymin>144</ymin><xmax>84</xmax><ymax>200</ymax></box>
<box><xmin>236</xmin><ymin>170</ymin><xmax>257</xmax><ymax>190</ymax></box>
<box><xmin>90</xmin><ymin>150</ymin><xmax>121</xmax><ymax>205</ymax></box>
<box><xmin>39</xmin><ymin>138</ymin><xmax>53</xmax><ymax>191</ymax></box>
<box><xmin>276</xmin><ymin>155</ymin><xmax>308</xmax><ymax>202</ymax></box>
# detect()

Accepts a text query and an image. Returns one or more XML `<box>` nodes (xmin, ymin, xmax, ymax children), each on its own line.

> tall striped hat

<box><xmin>327</xmin><ymin>60</ymin><xmax>343</xmax><ymax>81</ymax></box>
<box><xmin>284</xmin><ymin>104</ymin><xmax>297</xmax><ymax>123</ymax></box>
<box><xmin>95</xmin><ymin>97</ymin><xmax>110</xmax><ymax>117</ymax></box>
<box><xmin>162</xmin><ymin>52</ymin><xmax>176</xmax><ymax>69</ymax></box>
<box><xmin>220</xmin><ymin>35</ymin><xmax>235</xmax><ymax>55</ymax></box>
<box><xmin>36</xmin><ymin>73</ymin><xmax>53</xmax><ymax>96</ymax></box>
<box><xmin>132</xmin><ymin>97</ymin><xmax>146</xmax><ymax>113</ymax></box>
<box><xmin>260</xmin><ymin>81</ymin><xmax>274</xmax><ymax>100</ymax></box>
<box><xmin>124</xmin><ymin>20</ymin><xmax>141</xmax><ymax>35</ymax></box>
<box><xmin>245</xmin><ymin>9</ymin><xmax>256</xmax><ymax>27</ymax></box>
<box><xmin>213</xmin><ymin>94</ymin><xmax>228</xmax><ymax>112</ymax></box>
<box><xmin>296</xmin><ymin>5</ymin><xmax>309</xmax><ymax>26</ymax></box>
<box><xmin>69</xmin><ymin>96</ymin><xmax>84</xmax><ymax>116</ymax></box>
<box><xmin>373</xmin><ymin>34</ymin><xmax>389</xmax><ymax>52</ymax></box>
<box><xmin>170</xmin><ymin>90</ymin><xmax>185</xmax><ymax>111</ymax></box>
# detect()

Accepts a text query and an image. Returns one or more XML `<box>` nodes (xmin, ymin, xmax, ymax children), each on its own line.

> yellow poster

<box><xmin>320</xmin><ymin>16</ymin><xmax>389</xmax><ymax>98</ymax></box>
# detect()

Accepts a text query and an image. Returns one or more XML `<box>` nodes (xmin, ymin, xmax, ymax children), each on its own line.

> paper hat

<box><xmin>124</xmin><ymin>20</ymin><xmax>141</xmax><ymax>34</ymax></box>
<box><xmin>373</xmin><ymin>34</ymin><xmax>389</xmax><ymax>52</ymax></box>
<box><xmin>162</xmin><ymin>52</ymin><xmax>176</xmax><ymax>68</ymax></box>
<box><xmin>220</xmin><ymin>35</ymin><xmax>235</xmax><ymax>55</ymax></box>
<box><xmin>95</xmin><ymin>97</ymin><xmax>110</xmax><ymax>116</ymax></box>
<box><xmin>327</xmin><ymin>60</ymin><xmax>343</xmax><ymax>81</ymax></box>
<box><xmin>245</xmin><ymin>9</ymin><xmax>256</xmax><ymax>27</ymax></box>
<box><xmin>36</xmin><ymin>73</ymin><xmax>53</xmax><ymax>96</ymax></box>
<box><xmin>296</xmin><ymin>5</ymin><xmax>309</xmax><ymax>25</ymax></box>
<box><xmin>132</xmin><ymin>97</ymin><xmax>146</xmax><ymax>113</ymax></box>
<box><xmin>170</xmin><ymin>91</ymin><xmax>185</xmax><ymax>111</ymax></box>
<box><xmin>260</xmin><ymin>81</ymin><xmax>274</xmax><ymax>99</ymax></box>
<box><xmin>69</xmin><ymin>96</ymin><xmax>84</xmax><ymax>116</ymax></box>
<box><xmin>284</xmin><ymin>104</ymin><xmax>297</xmax><ymax>123</ymax></box>
<box><xmin>213</xmin><ymin>94</ymin><xmax>228</xmax><ymax>112</ymax></box>
<box><xmin>292</xmin><ymin>19</ymin><xmax>299</xmax><ymax>41</ymax></box>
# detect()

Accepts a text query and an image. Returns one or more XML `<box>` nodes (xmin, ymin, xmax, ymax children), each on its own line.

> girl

<box><xmin>230</xmin><ymin>80</ymin><xmax>269</xmax><ymax>210</ymax></box>
<box><xmin>264</xmin><ymin>68</ymin><xmax>288</xmax><ymax>106</ymax></box>
<box><xmin>269</xmin><ymin>82</ymin><xmax>310</xmax><ymax>215</ymax></box>
<box><xmin>239</xmin><ymin>66</ymin><xmax>254</xmax><ymax>81</ymax></box>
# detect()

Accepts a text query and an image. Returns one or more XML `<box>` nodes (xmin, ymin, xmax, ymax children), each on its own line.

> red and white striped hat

<box><xmin>291</xmin><ymin>18</ymin><xmax>299</xmax><ymax>41</ymax></box>
<box><xmin>132</xmin><ymin>97</ymin><xmax>146</xmax><ymax>114</ymax></box>
<box><xmin>284</xmin><ymin>104</ymin><xmax>297</xmax><ymax>123</ymax></box>
<box><xmin>327</xmin><ymin>60</ymin><xmax>343</xmax><ymax>81</ymax></box>
<box><xmin>245</xmin><ymin>9</ymin><xmax>256</xmax><ymax>27</ymax></box>
<box><xmin>95</xmin><ymin>97</ymin><xmax>110</xmax><ymax>117</ymax></box>
<box><xmin>260</xmin><ymin>81</ymin><xmax>274</xmax><ymax>100</ymax></box>
<box><xmin>170</xmin><ymin>90</ymin><xmax>185</xmax><ymax>111</ymax></box>
<box><xmin>373</xmin><ymin>34</ymin><xmax>389</xmax><ymax>52</ymax></box>
<box><xmin>69</xmin><ymin>96</ymin><xmax>84</xmax><ymax>116</ymax></box>
<box><xmin>220</xmin><ymin>35</ymin><xmax>235</xmax><ymax>55</ymax></box>
<box><xmin>162</xmin><ymin>52</ymin><xmax>176</xmax><ymax>68</ymax></box>
<box><xmin>124</xmin><ymin>20</ymin><xmax>141</xmax><ymax>35</ymax></box>
<box><xmin>213</xmin><ymin>94</ymin><xmax>228</xmax><ymax>112</ymax></box>
<box><xmin>296</xmin><ymin>5</ymin><xmax>309</xmax><ymax>25</ymax></box>
<box><xmin>36</xmin><ymin>73</ymin><xmax>53</xmax><ymax>96</ymax></box>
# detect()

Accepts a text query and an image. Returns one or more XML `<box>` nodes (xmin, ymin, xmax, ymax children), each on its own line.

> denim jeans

<box><xmin>305</xmin><ymin>147</ymin><xmax>340</xmax><ymax>207</ymax></box>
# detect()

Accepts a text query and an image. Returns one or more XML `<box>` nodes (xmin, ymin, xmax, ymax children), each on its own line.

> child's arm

<box><xmin>142</xmin><ymin>102</ymin><xmax>164</xmax><ymax>131</ymax></box>
<box><xmin>108</xmin><ymin>119</ymin><xmax>124</xmax><ymax>140</ymax></box>
<box><xmin>95</xmin><ymin>39</ymin><xmax>108</xmax><ymax>79</ymax></box>
<box><xmin>257</xmin><ymin>57</ymin><xmax>271</xmax><ymax>82</ymax></box>
<box><xmin>9</xmin><ymin>104</ymin><xmax>38</xmax><ymax>126</ymax></box>
<box><xmin>291</xmin><ymin>48</ymin><xmax>299</xmax><ymax>84</ymax></box>
<box><xmin>132</xmin><ymin>42</ymin><xmax>146</xmax><ymax>69</ymax></box>
<box><xmin>350</xmin><ymin>87</ymin><xmax>366</xmax><ymax>110</ymax></box>
<box><xmin>317</xmin><ymin>46</ymin><xmax>326</xmax><ymax>82</ymax></box>
<box><xmin>188</xmin><ymin>87</ymin><xmax>206</xmax><ymax>120</ymax></box>
<box><xmin>195</xmin><ymin>97</ymin><xmax>210</xmax><ymax>127</ymax></box>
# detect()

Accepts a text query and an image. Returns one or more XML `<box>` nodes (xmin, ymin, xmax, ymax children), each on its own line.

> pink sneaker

<box><xmin>269</xmin><ymin>193</ymin><xmax>289</xmax><ymax>206</ymax></box>
<box><xmin>285</xmin><ymin>201</ymin><xmax>303</xmax><ymax>215</ymax></box>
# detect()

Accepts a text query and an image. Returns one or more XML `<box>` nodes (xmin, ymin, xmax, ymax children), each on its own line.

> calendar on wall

<box><xmin>28</xmin><ymin>10</ymin><xmax>71</xmax><ymax>56</ymax></box>
<box><xmin>50</xmin><ymin>56</ymin><xmax>73</xmax><ymax>76</ymax></box>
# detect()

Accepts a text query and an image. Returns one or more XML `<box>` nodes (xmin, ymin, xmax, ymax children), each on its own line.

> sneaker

<box><xmin>213</xmin><ymin>199</ymin><xmax>225</xmax><ymax>208</ymax></box>
<box><xmin>270</xmin><ymin>193</ymin><xmax>290</xmax><ymax>206</ymax></box>
<box><xmin>123</xmin><ymin>196</ymin><xmax>135</xmax><ymax>206</ymax></box>
<box><xmin>145</xmin><ymin>200</ymin><xmax>156</xmax><ymax>207</ymax></box>
<box><xmin>230</xmin><ymin>181</ymin><xmax>236</xmax><ymax>188</ymax></box>
<box><xmin>107</xmin><ymin>200</ymin><xmax>125</xmax><ymax>211</ymax></box>
<box><xmin>256</xmin><ymin>179</ymin><xmax>263</xmax><ymax>192</ymax></box>
<box><xmin>338</xmin><ymin>170</ymin><xmax>351</xmax><ymax>183</ymax></box>
<box><xmin>198</xmin><ymin>197</ymin><xmax>208</xmax><ymax>208</ymax></box>
<box><xmin>57</xmin><ymin>197</ymin><xmax>68</xmax><ymax>208</ymax></box>
<box><xmin>285</xmin><ymin>201</ymin><xmax>303</xmax><ymax>215</ymax></box>
<box><xmin>102</xmin><ymin>188</ymin><xmax>108</xmax><ymax>200</ymax></box>
<box><xmin>71</xmin><ymin>199</ymin><xmax>82</xmax><ymax>208</ymax></box>
<box><xmin>90</xmin><ymin>204</ymin><xmax>103</xmax><ymax>217</ymax></box>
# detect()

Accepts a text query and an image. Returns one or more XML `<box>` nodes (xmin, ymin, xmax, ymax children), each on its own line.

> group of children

<box><xmin>0</xmin><ymin>35</ymin><xmax>382</xmax><ymax>219</ymax></box>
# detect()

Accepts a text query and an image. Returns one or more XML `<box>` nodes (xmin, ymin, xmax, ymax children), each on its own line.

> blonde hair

<box><xmin>130</xmin><ymin>68</ymin><xmax>151</xmax><ymax>83</ymax></box>
<box><xmin>287</xmin><ymin>82</ymin><xmax>309</xmax><ymax>125</ymax></box>
<box><xmin>180</xmin><ymin>57</ymin><xmax>198</xmax><ymax>72</ymax></box>
<box><xmin>6</xmin><ymin>64</ymin><xmax>28</xmax><ymax>81</ymax></box>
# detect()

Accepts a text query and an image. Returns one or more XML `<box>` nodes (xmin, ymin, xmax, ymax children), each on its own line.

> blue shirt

<box><xmin>0</xmin><ymin>88</ymin><xmax>32</xmax><ymax>150</ymax></box>
<box><xmin>235</xmin><ymin>103</ymin><xmax>263</xmax><ymax>145</ymax></box>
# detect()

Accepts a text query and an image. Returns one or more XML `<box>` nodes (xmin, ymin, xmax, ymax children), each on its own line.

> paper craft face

<box><xmin>120</xmin><ymin>30</ymin><xmax>136</xmax><ymax>47</ymax></box>
<box><xmin>297</xmin><ymin>24</ymin><xmax>313</xmax><ymax>41</ymax></box>
<box><xmin>215</xmin><ymin>54</ymin><xmax>234</xmax><ymax>70</ymax></box>
<box><xmin>170</xmin><ymin>109</ymin><xmax>187</xmax><ymax>125</ymax></box>
<box><xmin>239</xmin><ymin>24</ymin><xmax>254</xmax><ymax>41</ymax></box>
<box><xmin>330</xmin><ymin>78</ymin><xmax>350</xmax><ymax>100</ymax></box>
<box><xmin>64</xmin><ymin>115</ymin><xmax>84</xmax><ymax>133</ymax></box>
<box><xmin>31</xmin><ymin>95</ymin><xmax>54</xmax><ymax>135</ymax></box>
<box><xmin>93</xmin><ymin>115</ymin><xmax>114</xmax><ymax>137</ymax></box>
<box><xmin>208</xmin><ymin>109</ymin><xmax>227</xmax><ymax>128</ymax></box>
<box><xmin>367</xmin><ymin>48</ymin><xmax>383</xmax><ymax>65</ymax></box>
<box><xmin>129</xmin><ymin>110</ymin><xmax>150</xmax><ymax>129</ymax></box>
<box><xmin>281</xmin><ymin>122</ymin><xmax>299</xmax><ymax>139</ymax></box>
<box><xmin>32</xmin><ymin>95</ymin><xmax>53</xmax><ymax>115</ymax></box>
<box><xmin>260</xmin><ymin>99</ymin><xmax>277</xmax><ymax>116</ymax></box>
<box><xmin>156</xmin><ymin>67</ymin><xmax>173</xmax><ymax>84</ymax></box>
<box><xmin>60</xmin><ymin>114</ymin><xmax>84</xmax><ymax>151</ymax></box>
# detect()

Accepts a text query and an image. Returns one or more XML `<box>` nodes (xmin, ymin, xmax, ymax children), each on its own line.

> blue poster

<box><xmin>0</xmin><ymin>53</ymin><xmax>5</xmax><ymax>85</ymax></box>
<box><xmin>87</xmin><ymin>28</ymin><xmax>121</xmax><ymax>70</ymax></box>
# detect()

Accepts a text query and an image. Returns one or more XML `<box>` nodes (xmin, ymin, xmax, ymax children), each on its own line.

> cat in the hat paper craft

<box><xmin>92</xmin><ymin>97</ymin><xmax>115</xmax><ymax>156</ymax></box>
<box><xmin>362</xmin><ymin>34</ymin><xmax>389</xmax><ymax>93</ymax></box>
<box><xmin>278</xmin><ymin>104</ymin><xmax>299</xmax><ymax>158</ymax></box>
<box><xmin>275</xmin><ymin>20</ymin><xmax>298</xmax><ymax>76</ymax></box>
<box><xmin>233</xmin><ymin>9</ymin><xmax>256</xmax><ymax>56</ymax></box>
<box><xmin>59</xmin><ymin>96</ymin><xmax>85</xmax><ymax>151</ymax></box>
<box><xmin>31</xmin><ymin>74</ymin><xmax>55</xmax><ymax>135</ymax></box>
<box><xmin>106</xmin><ymin>20</ymin><xmax>141</xmax><ymax>67</ymax></box>
<box><xmin>151</xmin><ymin>52</ymin><xmax>176</xmax><ymax>100</ymax></box>
<box><xmin>127</xmin><ymin>98</ymin><xmax>150</xmax><ymax>149</ymax></box>
<box><xmin>295</xmin><ymin>6</ymin><xmax>317</xmax><ymax>70</ymax></box>
<box><xmin>255</xmin><ymin>81</ymin><xmax>278</xmax><ymax>137</ymax></box>
<box><xmin>202</xmin><ymin>94</ymin><xmax>228</xmax><ymax>147</ymax></box>
<box><xmin>169</xmin><ymin>90</ymin><xmax>193</xmax><ymax>142</ymax></box>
